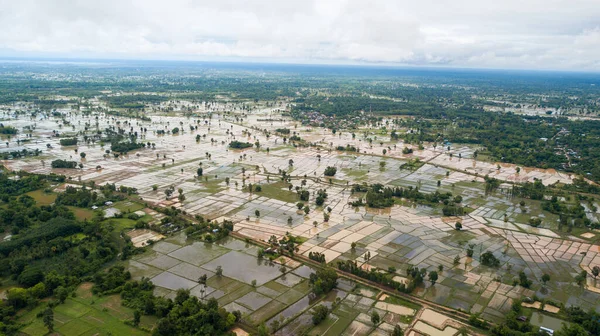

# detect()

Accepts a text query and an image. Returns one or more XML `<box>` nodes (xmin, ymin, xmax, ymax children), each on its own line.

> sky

<box><xmin>0</xmin><ymin>0</ymin><xmax>599</xmax><ymax>71</ymax></box>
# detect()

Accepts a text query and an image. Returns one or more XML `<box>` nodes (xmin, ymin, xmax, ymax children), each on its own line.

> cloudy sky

<box><xmin>1</xmin><ymin>0</ymin><xmax>599</xmax><ymax>71</ymax></box>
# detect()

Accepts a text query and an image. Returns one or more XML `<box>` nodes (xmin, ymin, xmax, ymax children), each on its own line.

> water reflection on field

<box><xmin>530</xmin><ymin>312</ymin><xmax>568</xmax><ymax>331</ymax></box>
<box><xmin>203</xmin><ymin>250</ymin><xmax>282</xmax><ymax>286</ymax></box>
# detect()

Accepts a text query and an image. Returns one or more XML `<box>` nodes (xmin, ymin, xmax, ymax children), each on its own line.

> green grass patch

<box><xmin>66</xmin><ymin>206</ymin><xmax>96</xmax><ymax>220</ymax></box>
<box><xmin>399</xmin><ymin>159</ymin><xmax>425</xmax><ymax>171</ymax></box>
<box><xmin>219</xmin><ymin>279</ymin><xmax>249</xmax><ymax>294</ymax></box>
<box><xmin>276</xmin><ymin>289</ymin><xmax>305</xmax><ymax>305</ymax></box>
<box><xmin>81</xmin><ymin>308</ymin><xmax>148</xmax><ymax>335</ymax></box>
<box><xmin>18</xmin><ymin>305</ymin><xmax>52</xmax><ymax>336</ymax></box>
<box><xmin>19</xmin><ymin>286</ymin><xmax>151</xmax><ymax>336</ymax></box>
<box><xmin>255</xmin><ymin>181</ymin><xmax>300</xmax><ymax>203</ymax></box>
<box><xmin>440</xmin><ymin>230</ymin><xmax>477</xmax><ymax>246</ymax></box>
<box><xmin>292</xmin><ymin>279</ymin><xmax>311</xmax><ymax>294</ymax></box>
<box><xmin>473</xmin><ymin>153</ymin><xmax>496</xmax><ymax>163</ymax></box>
<box><xmin>138</xmin><ymin>214</ymin><xmax>154</xmax><ymax>223</ymax></box>
<box><xmin>383</xmin><ymin>294</ymin><xmax>422</xmax><ymax>311</ymax></box>
<box><xmin>207</xmin><ymin>275</ymin><xmax>236</xmax><ymax>290</ymax></box>
<box><xmin>114</xmin><ymin>201</ymin><xmax>144</xmax><ymax>213</ymax></box>
<box><xmin>308</xmin><ymin>314</ymin><xmax>354</xmax><ymax>336</ymax></box>
<box><xmin>58</xmin><ymin>319</ymin><xmax>95</xmax><ymax>335</ymax></box>
<box><xmin>140</xmin><ymin>315</ymin><xmax>159</xmax><ymax>331</ymax></box>
<box><xmin>263</xmin><ymin>280</ymin><xmax>290</xmax><ymax>294</ymax></box>
<box><xmin>342</xmin><ymin>168</ymin><xmax>368</xmax><ymax>179</ymax></box>
<box><xmin>66</xmin><ymin>232</ymin><xmax>88</xmax><ymax>243</ymax></box>
<box><xmin>294</xmin><ymin>236</ymin><xmax>308</xmax><ymax>245</ymax></box>
<box><xmin>217</xmin><ymin>284</ymin><xmax>254</xmax><ymax>306</ymax></box>
<box><xmin>247</xmin><ymin>300</ymin><xmax>287</xmax><ymax>325</ymax></box>
<box><xmin>26</xmin><ymin>189</ymin><xmax>57</xmax><ymax>205</ymax></box>
<box><xmin>199</xmin><ymin>179</ymin><xmax>225</xmax><ymax>194</ymax></box>
<box><xmin>105</xmin><ymin>218</ymin><xmax>137</xmax><ymax>231</ymax></box>
<box><xmin>55</xmin><ymin>299</ymin><xmax>91</xmax><ymax>318</ymax></box>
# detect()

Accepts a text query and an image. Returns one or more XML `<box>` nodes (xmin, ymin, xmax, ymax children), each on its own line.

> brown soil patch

<box><xmin>543</xmin><ymin>305</ymin><xmax>560</xmax><ymax>313</ymax></box>
<box><xmin>232</xmin><ymin>327</ymin><xmax>250</xmax><ymax>336</ymax></box>
<box><xmin>522</xmin><ymin>301</ymin><xmax>542</xmax><ymax>309</ymax></box>
<box><xmin>101</xmin><ymin>295</ymin><xmax>129</xmax><ymax>319</ymax></box>
<box><xmin>77</xmin><ymin>282</ymin><xmax>94</xmax><ymax>299</ymax></box>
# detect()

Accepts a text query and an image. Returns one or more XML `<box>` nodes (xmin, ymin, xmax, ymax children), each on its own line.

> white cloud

<box><xmin>0</xmin><ymin>0</ymin><xmax>599</xmax><ymax>70</ymax></box>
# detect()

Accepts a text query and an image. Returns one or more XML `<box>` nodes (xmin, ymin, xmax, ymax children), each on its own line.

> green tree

<box><xmin>542</xmin><ymin>273</ymin><xmax>551</xmax><ymax>284</ymax></box>
<box><xmin>257</xmin><ymin>323</ymin><xmax>270</xmax><ymax>336</ymax></box>
<box><xmin>392</xmin><ymin>325</ymin><xmax>403</xmax><ymax>336</ymax></box>
<box><xmin>519</xmin><ymin>271</ymin><xmax>532</xmax><ymax>288</ymax></box>
<box><xmin>371</xmin><ymin>310</ymin><xmax>380</xmax><ymax>325</ymax></box>
<box><xmin>29</xmin><ymin>282</ymin><xmax>46</xmax><ymax>299</ymax></box>
<box><xmin>480</xmin><ymin>251</ymin><xmax>500</xmax><ymax>268</ymax></box>
<box><xmin>309</xmin><ymin>268</ymin><xmax>338</xmax><ymax>295</ymax></box>
<box><xmin>216</xmin><ymin>266</ymin><xmax>223</xmax><ymax>277</ymax></box>
<box><xmin>133</xmin><ymin>309</ymin><xmax>141</xmax><ymax>327</ymax></box>
<box><xmin>428</xmin><ymin>271</ymin><xmax>438</xmax><ymax>285</ymax></box>
<box><xmin>575</xmin><ymin>270</ymin><xmax>587</xmax><ymax>286</ymax></box>
<box><xmin>55</xmin><ymin>286</ymin><xmax>69</xmax><ymax>304</ymax></box>
<box><xmin>311</xmin><ymin>304</ymin><xmax>330</xmax><ymax>325</ymax></box>
<box><xmin>7</xmin><ymin>288</ymin><xmax>28</xmax><ymax>309</ymax></box>
<box><xmin>43</xmin><ymin>306</ymin><xmax>54</xmax><ymax>333</ymax></box>
<box><xmin>556</xmin><ymin>322</ymin><xmax>588</xmax><ymax>336</ymax></box>
<box><xmin>466</xmin><ymin>244</ymin><xmax>474</xmax><ymax>258</ymax></box>
<box><xmin>324</xmin><ymin>166</ymin><xmax>337</xmax><ymax>176</ymax></box>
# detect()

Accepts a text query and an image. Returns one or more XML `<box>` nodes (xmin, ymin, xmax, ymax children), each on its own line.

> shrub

<box><xmin>59</xmin><ymin>138</ymin><xmax>78</xmax><ymax>146</ymax></box>
<box><xmin>324</xmin><ymin>166</ymin><xmax>337</xmax><ymax>176</ymax></box>
<box><xmin>312</xmin><ymin>305</ymin><xmax>329</xmax><ymax>325</ymax></box>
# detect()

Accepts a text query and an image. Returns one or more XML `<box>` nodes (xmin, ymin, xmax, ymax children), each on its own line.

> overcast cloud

<box><xmin>0</xmin><ymin>0</ymin><xmax>599</xmax><ymax>70</ymax></box>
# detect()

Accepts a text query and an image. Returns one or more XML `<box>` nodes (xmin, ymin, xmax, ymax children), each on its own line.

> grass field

<box><xmin>308</xmin><ymin>314</ymin><xmax>354</xmax><ymax>336</ymax></box>
<box><xmin>106</xmin><ymin>218</ymin><xmax>138</xmax><ymax>231</ymax></box>
<box><xmin>199</xmin><ymin>179</ymin><xmax>226</xmax><ymax>194</ymax></box>
<box><xmin>25</xmin><ymin>189</ymin><xmax>97</xmax><ymax>221</ymax></box>
<box><xmin>19</xmin><ymin>283</ymin><xmax>155</xmax><ymax>336</ymax></box>
<box><xmin>26</xmin><ymin>190</ymin><xmax>57</xmax><ymax>205</ymax></box>
<box><xmin>258</xmin><ymin>182</ymin><xmax>300</xmax><ymax>203</ymax></box>
<box><xmin>66</xmin><ymin>206</ymin><xmax>96</xmax><ymax>221</ymax></box>
<box><xmin>384</xmin><ymin>293</ymin><xmax>422</xmax><ymax>311</ymax></box>
<box><xmin>342</xmin><ymin>168</ymin><xmax>368</xmax><ymax>180</ymax></box>
<box><xmin>114</xmin><ymin>201</ymin><xmax>145</xmax><ymax>213</ymax></box>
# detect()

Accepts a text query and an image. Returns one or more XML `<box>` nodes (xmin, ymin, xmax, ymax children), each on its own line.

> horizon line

<box><xmin>1</xmin><ymin>55</ymin><xmax>599</xmax><ymax>75</ymax></box>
